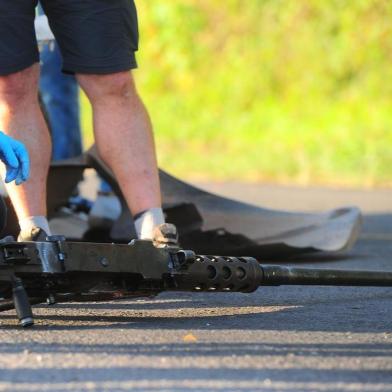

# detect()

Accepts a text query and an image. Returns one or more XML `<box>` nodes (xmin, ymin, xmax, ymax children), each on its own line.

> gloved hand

<box><xmin>0</xmin><ymin>132</ymin><xmax>30</xmax><ymax>185</ymax></box>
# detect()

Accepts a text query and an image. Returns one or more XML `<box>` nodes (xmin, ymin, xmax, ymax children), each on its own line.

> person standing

<box><xmin>0</xmin><ymin>1</ymin><xmax>178</xmax><ymax>248</ymax></box>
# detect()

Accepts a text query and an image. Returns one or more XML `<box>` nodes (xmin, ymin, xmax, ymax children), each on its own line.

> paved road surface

<box><xmin>0</xmin><ymin>181</ymin><xmax>391</xmax><ymax>391</ymax></box>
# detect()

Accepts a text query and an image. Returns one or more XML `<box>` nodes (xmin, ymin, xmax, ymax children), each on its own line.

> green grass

<box><xmin>81</xmin><ymin>0</ymin><xmax>392</xmax><ymax>187</ymax></box>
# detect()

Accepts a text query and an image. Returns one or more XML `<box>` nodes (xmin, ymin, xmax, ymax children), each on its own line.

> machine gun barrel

<box><xmin>260</xmin><ymin>265</ymin><xmax>392</xmax><ymax>287</ymax></box>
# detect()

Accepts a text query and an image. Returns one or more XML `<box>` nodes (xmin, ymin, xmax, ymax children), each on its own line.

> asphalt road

<box><xmin>0</xmin><ymin>182</ymin><xmax>391</xmax><ymax>392</ymax></box>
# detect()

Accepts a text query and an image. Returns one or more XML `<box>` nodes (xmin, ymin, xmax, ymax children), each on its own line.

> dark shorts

<box><xmin>0</xmin><ymin>0</ymin><xmax>139</xmax><ymax>76</ymax></box>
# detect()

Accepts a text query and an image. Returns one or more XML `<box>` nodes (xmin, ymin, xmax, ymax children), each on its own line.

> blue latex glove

<box><xmin>0</xmin><ymin>132</ymin><xmax>30</xmax><ymax>185</ymax></box>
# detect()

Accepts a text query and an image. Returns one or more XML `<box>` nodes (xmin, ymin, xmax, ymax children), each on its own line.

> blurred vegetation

<box><xmin>81</xmin><ymin>0</ymin><xmax>392</xmax><ymax>187</ymax></box>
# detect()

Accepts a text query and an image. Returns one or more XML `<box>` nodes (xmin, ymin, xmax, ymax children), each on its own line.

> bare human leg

<box><xmin>77</xmin><ymin>71</ymin><xmax>162</xmax><ymax>218</ymax></box>
<box><xmin>0</xmin><ymin>64</ymin><xmax>51</xmax><ymax>222</ymax></box>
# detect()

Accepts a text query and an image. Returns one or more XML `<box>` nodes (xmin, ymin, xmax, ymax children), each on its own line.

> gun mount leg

<box><xmin>12</xmin><ymin>277</ymin><xmax>34</xmax><ymax>327</ymax></box>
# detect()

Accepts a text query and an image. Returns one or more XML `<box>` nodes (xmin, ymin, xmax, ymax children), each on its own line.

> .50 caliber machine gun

<box><xmin>1</xmin><ymin>236</ymin><xmax>391</xmax><ymax>327</ymax></box>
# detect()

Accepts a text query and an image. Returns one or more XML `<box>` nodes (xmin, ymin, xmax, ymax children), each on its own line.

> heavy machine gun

<box><xmin>1</xmin><ymin>237</ymin><xmax>391</xmax><ymax>327</ymax></box>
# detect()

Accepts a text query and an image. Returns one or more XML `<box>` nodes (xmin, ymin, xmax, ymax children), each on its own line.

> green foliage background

<box><xmin>82</xmin><ymin>0</ymin><xmax>392</xmax><ymax>186</ymax></box>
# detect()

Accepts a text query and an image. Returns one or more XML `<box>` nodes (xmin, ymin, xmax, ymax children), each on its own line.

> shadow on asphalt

<box><xmin>1</xmin><ymin>366</ymin><xmax>392</xmax><ymax>386</ymax></box>
<box><xmin>0</xmin><ymin>341</ymin><xmax>391</xmax><ymax>356</ymax></box>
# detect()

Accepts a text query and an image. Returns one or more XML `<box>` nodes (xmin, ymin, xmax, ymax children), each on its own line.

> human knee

<box><xmin>0</xmin><ymin>66</ymin><xmax>39</xmax><ymax>104</ymax></box>
<box><xmin>77</xmin><ymin>71</ymin><xmax>137</xmax><ymax>103</ymax></box>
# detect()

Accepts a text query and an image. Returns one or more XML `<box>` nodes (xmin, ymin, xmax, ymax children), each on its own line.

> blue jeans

<box><xmin>39</xmin><ymin>43</ymin><xmax>82</xmax><ymax>160</ymax></box>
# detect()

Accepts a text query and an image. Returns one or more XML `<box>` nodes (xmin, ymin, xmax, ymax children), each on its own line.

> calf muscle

<box><xmin>0</xmin><ymin>64</ymin><xmax>51</xmax><ymax>219</ymax></box>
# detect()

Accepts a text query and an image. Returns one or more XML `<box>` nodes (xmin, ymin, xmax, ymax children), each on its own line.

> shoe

<box><xmin>18</xmin><ymin>227</ymin><xmax>48</xmax><ymax>242</ymax></box>
<box><xmin>152</xmin><ymin>223</ymin><xmax>180</xmax><ymax>251</ymax></box>
<box><xmin>88</xmin><ymin>191</ymin><xmax>121</xmax><ymax>229</ymax></box>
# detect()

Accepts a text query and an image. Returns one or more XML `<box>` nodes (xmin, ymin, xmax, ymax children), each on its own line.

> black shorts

<box><xmin>0</xmin><ymin>0</ymin><xmax>139</xmax><ymax>76</ymax></box>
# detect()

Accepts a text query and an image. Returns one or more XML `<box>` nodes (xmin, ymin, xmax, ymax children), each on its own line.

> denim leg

<box><xmin>39</xmin><ymin>44</ymin><xmax>83</xmax><ymax>160</ymax></box>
